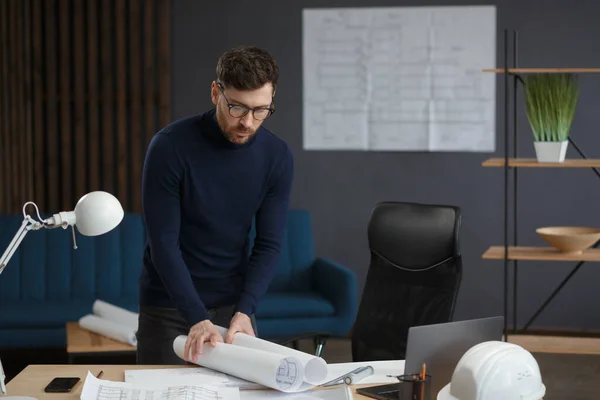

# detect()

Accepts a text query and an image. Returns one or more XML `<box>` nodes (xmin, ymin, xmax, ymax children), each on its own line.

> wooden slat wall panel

<box><xmin>59</xmin><ymin>0</ymin><xmax>72</xmax><ymax>210</ymax></box>
<box><xmin>73</xmin><ymin>0</ymin><xmax>86</xmax><ymax>201</ymax></box>
<box><xmin>115</xmin><ymin>0</ymin><xmax>128</xmax><ymax>210</ymax></box>
<box><xmin>0</xmin><ymin>0</ymin><xmax>170</xmax><ymax>215</ymax></box>
<box><xmin>130</xmin><ymin>0</ymin><xmax>143</xmax><ymax>213</ymax></box>
<box><xmin>101</xmin><ymin>0</ymin><xmax>114</xmax><ymax>199</ymax></box>
<box><xmin>15</xmin><ymin>0</ymin><xmax>24</xmax><ymax>209</ymax></box>
<box><xmin>0</xmin><ymin>0</ymin><xmax>8</xmax><ymax>212</ymax></box>
<box><xmin>144</xmin><ymin>0</ymin><xmax>156</xmax><ymax>152</ymax></box>
<box><xmin>32</xmin><ymin>0</ymin><xmax>45</xmax><ymax>209</ymax></box>
<box><xmin>24</xmin><ymin>0</ymin><xmax>34</xmax><ymax>206</ymax></box>
<box><xmin>45</xmin><ymin>0</ymin><xmax>59</xmax><ymax>212</ymax></box>
<box><xmin>10</xmin><ymin>0</ymin><xmax>19</xmax><ymax>212</ymax></box>
<box><xmin>158</xmin><ymin>0</ymin><xmax>170</xmax><ymax>128</ymax></box>
<box><xmin>87</xmin><ymin>0</ymin><xmax>100</xmax><ymax>193</ymax></box>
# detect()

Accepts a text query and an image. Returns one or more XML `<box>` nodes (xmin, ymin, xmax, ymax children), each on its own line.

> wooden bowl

<box><xmin>536</xmin><ymin>227</ymin><xmax>600</xmax><ymax>254</ymax></box>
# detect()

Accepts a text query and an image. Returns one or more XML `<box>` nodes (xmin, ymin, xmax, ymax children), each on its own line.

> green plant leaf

<box><xmin>523</xmin><ymin>73</ymin><xmax>580</xmax><ymax>142</ymax></box>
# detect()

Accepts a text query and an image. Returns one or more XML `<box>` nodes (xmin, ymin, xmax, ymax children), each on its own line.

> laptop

<box><xmin>356</xmin><ymin>316</ymin><xmax>504</xmax><ymax>399</ymax></box>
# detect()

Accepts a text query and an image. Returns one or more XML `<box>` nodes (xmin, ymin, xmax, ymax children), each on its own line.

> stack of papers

<box><xmin>81</xmin><ymin>371</ymin><xmax>240</xmax><ymax>400</ymax></box>
<box><xmin>82</xmin><ymin>371</ymin><xmax>355</xmax><ymax>400</ymax></box>
<box><xmin>78</xmin><ymin>300</ymin><xmax>138</xmax><ymax>346</ymax></box>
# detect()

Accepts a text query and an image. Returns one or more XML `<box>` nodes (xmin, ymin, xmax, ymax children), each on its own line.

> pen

<box><xmin>96</xmin><ymin>370</ymin><xmax>104</xmax><ymax>379</ymax></box>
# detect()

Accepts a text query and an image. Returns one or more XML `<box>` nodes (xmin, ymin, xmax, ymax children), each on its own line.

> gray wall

<box><xmin>171</xmin><ymin>0</ymin><xmax>600</xmax><ymax>332</ymax></box>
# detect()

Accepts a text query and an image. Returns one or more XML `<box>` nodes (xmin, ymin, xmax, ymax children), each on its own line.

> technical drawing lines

<box><xmin>94</xmin><ymin>384</ymin><xmax>223</xmax><ymax>400</ymax></box>
<box><xmin>161</xmin><ymin>386</ymin><xmax>222</xmax><ymax>400</ymax></box>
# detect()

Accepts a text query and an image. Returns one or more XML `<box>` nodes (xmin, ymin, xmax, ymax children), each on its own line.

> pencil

<box><xmin>96</xmin><ymin>370</ymin><xmax>103</xmax><ymax>379</ymax></box>
<box><xmin>419</xmin><ymin>363</ymin><xmax>426</xmax><ymax>400</ymax></box>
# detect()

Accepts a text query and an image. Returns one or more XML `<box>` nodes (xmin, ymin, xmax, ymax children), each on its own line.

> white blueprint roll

<box><xmin>173</xmin><ymin>335</ymin><xmax>305</xmax><ymax>392</ymax></box>
<box><xmin>215</xmin><ymin>325</ymin><xmax>328</xmax><ymax>384</ymax></box>
<box><xmin>92</xmin><ymin>299</ymin><xmax>138</xmax><ymax>331</ymax></box>
<box><xmin>79</xmin><ymin>314</ymin><xmax>137</xmax><ymax>346</ymax></box>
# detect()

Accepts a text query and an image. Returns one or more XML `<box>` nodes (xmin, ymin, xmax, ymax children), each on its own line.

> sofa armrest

<box><xmin>313</xmin><ymin>257</ymin><xmax>358</xmax><ymax>333</ymax></box>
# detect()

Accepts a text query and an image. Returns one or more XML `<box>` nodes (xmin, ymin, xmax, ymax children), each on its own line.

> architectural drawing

<box><xmin>81</xmin><ymin>372</ymin><xmax>239</xmax><ymax>400</ymax></box>
<box><xmin>95</xmin><ymin>384</ymin><xmax>224</xmax><ymax>400</ymax></box>
<box><xmin>302</xmin><ymin>6</ymin><xmax>496</xmax><ymax>152</ymax></box>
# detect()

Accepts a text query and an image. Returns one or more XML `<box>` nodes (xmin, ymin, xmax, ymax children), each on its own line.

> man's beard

<box><xmin>217</xmin><ymin>109</ymin><xmax>256</xmax><ymax>144</ymax></box>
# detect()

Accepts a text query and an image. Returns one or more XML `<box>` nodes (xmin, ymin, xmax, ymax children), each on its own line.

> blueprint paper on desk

<box><xmin>125</xmin><ymin>367</ymin><xmax>265</xmax><ymax>390</ymax></box>
<box><xmin>213</xmin><ymin>325</ymin><xmax>328</xmax><ymax>385</ymax></box>
<box><xmin>241</xmin><ymin>386</ymin><xmax>353</xmax><ymax>400</ymax></box>
<box><xmin>172</xmin><ymin>328</ymin><xmax>329</xmax><ymax>393</ymax></box>
<box><xmin>81</xmin><ymin>371</ymin><xmax>240</xmax><ymax>400</ymax></box>
<box><xmin>125</xmin><ymin>360</ymin><xmax>405</xmax><ymax>392</ymax></box>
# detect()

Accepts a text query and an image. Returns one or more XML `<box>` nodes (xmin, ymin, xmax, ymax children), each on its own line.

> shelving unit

<box><xmin>481</xmin><ymin>29</ymin><xmax>600</xmax><ymax>353</ymax></box>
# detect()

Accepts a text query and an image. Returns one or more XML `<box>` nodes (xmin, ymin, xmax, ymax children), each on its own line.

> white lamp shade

<box><xmin>73</xmin><ymin>191</ymin><xmax>124</xmax><ymax>236</ymax></box>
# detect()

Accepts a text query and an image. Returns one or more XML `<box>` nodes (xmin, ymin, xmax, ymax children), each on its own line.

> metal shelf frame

<box><xmin>496</xmin><ymin>29</ymin><xmax>600</xmax><ymax>338</ymax></box>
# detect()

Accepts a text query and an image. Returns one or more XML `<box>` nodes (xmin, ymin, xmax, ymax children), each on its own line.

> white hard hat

<box><xmin>437</xmin><ymin>340</ymin><xmax>546</xmax><ymax>400</ymax></box>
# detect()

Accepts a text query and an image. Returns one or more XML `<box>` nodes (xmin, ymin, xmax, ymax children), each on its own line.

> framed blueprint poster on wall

<box><xmin>302</xmin><ymin>5</ymin><xmax>496</xmax><ymax>152</ymax></box>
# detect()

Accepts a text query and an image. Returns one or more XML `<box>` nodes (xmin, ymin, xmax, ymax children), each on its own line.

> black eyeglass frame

<box><xmin>217</xmin><ymin>82</ymin><xmax>275</xmax><ymax>121</ymax></box>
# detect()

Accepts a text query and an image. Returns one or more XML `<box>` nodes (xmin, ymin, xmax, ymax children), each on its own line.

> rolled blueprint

<box><xmin>79</xmin><ymin>314</ymin><xmax>137</xmax><ymax>346</ymax></box>
<box><xmin>215</xmin><ymin>325</ymin><xmax>328</xmax><ymax>384</ymax></box>
<box><xmin>173</xmin><ymin>335</ymin><xmax>305</xmax><ymax>392</ymax></box>
<box><xmin>92</xmin><ymin>299</ymin><xmax>138</xmax><ymax>331</ymax></box>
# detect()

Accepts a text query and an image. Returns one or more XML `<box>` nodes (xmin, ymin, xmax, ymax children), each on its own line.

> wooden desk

<box><xmin>6</xmin><ymin>365</ymin><xmax>377</xmax><ymax>400</ymax></box>
<box><xmin>66</xmin><ymin>322</ymin><xmax>136</xmax><ymax>363</ymax></box>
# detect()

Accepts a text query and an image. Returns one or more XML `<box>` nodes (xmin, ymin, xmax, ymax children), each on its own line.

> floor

<box><xmin>3</xmin><ymin>339</ymin><xmax>599</xmax><ymax>399</ymax></box>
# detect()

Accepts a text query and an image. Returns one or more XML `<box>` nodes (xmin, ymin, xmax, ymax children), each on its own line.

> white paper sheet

<box><xmin>79</xmin><ymin>314</ymin><xmax>137</xmax><ymax>346</ymax></box>
<box><xmin>81</xmin><ymin>371</ymin><xmax>240</xmax><ymax>400</ymax></box>
<box><xmin>125</xmin><ymin>367</ymin><xmax>265</xmax><ymax>390</ymax></box>
<box><xmin>214</xmin><ymin>326</ymin><xmax>328</xmax><ymax>385</ymax></box>
<box><xmin>240</xmin><ymin>386</ymin><xmax>353</xmax><ymax>400</ymax></box>
<box><xmin>93</xmin><ymin>299</ymin><xmax>138</xmax><ymax>330</ymax></box>
<box><xmin>302</xmin><ymin>5</ymin><xmax>496</xmax><ymax>152</ymax></box>
<box><xmin>173</xmin><ymin>336</ymin><xmax>305</xmax><ymax>392</ymax></box>
<box><xmin>125</xmin><ymin>360</ymin><xmax>405</xmax><ymax>392</ymax></box>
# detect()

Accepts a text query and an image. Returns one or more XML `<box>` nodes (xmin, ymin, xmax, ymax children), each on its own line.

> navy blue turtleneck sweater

<box><xmin>139</xmin><ymin>109</ymin><xmax>294</xmax><ymax>327</ymax></box>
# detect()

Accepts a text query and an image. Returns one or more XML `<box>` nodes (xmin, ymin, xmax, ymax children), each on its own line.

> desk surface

<box><xmin>6</xmin><ymin>365</ymin><xmax>380</xmax><ymax>400</ymax></box>
<box><xmin>66</xmin><ymin>322</ymin><xmax>136</xmax><ymax>354</ymax></box>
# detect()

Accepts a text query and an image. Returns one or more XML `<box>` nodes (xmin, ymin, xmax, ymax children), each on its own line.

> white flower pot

<box><xmin>534</xmin><ymin>141</ymin><xmax>568</xmax><ymax>163</ymax></box>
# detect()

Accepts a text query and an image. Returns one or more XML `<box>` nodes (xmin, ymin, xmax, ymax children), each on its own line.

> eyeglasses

<box><xmin>218</xmin><ymin>83</ymin><xmax>275</xmax><ymax>121</ymax></box>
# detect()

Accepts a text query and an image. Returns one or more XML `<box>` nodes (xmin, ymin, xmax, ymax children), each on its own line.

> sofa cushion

<box><xmin>255</xmin><ymin>292</ymin><xmax>335</xmax><ymax>319</ymax></box>
<box><xmin>0</xmin><ymin>298</ymin><xmax>139</xmax><ymax>329</ymax></box>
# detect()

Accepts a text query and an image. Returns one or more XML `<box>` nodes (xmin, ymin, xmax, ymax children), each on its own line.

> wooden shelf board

<box><xmin>482</xmin><ymin>158</ymin><xmax>600</xmax><ymax>168</ymax></box>
<box><xmin>482</xmin><ymin>246</ymin><xmax>600</xmax><ymax>261</ymax></box>
<box><xmin>505</xmin><ymin>333</ymin><xmax>600</xmax><ymax>355</ymax></box>
<box><xmin>483</xmin><ymin>68</ymin><xmax>600</xmax><ymax>73</ymax></box>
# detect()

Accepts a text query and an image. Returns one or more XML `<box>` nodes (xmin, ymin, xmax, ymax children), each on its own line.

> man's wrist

<box><xmin>236</xmin><ymin>295</ymin><xmax>254</xmax><ymax>317</ymax></box>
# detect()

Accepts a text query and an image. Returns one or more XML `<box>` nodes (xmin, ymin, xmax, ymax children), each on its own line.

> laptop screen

<box><xmin>403</xmin><ymin>316</ymin><xmax>504</xmax><ymax>396</ymax></box>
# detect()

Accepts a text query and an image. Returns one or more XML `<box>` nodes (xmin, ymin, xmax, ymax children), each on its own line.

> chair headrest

<box><xmin>368</xmin><ymin>202</ymin><xmax>461</xmax><ymax>270</ymax></box>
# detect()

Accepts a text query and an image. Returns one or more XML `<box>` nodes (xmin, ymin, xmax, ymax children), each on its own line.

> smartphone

<box><xmin>44</xmin><ymin>377</ymin><xmax>81</xmax><ymax>393</ymax></box>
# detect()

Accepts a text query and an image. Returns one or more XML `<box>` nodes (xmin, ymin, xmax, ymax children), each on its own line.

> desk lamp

<box><xmin>0</xmin><ymin>191</ymin><xmax>124</xmax><ymax>399</ymax></box>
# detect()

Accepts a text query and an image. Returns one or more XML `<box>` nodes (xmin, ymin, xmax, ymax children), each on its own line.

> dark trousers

<box><xmin>136</xmin><ymin>305</ymin><xmax>257</xmax><ymax>365</ymax></box>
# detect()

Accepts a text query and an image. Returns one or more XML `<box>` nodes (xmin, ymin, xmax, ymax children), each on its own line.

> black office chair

<box><xmin>352</xmin><ymin>201</ymin><xmax>463</xmax><ymax>362</ymax></box>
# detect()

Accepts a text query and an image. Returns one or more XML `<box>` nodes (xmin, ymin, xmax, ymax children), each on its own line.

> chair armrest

<box><xmin>313</xmin><ymin>257</ymin><xmax>358</xmax><ymax>326</ymax></box>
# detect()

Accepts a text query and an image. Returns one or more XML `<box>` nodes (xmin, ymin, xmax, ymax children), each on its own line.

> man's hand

<box><xmin>184</xmin><ymin>319</ymin><xmax>223</xmax><ymax>362</ymax></box>
<box><xmin>225</xmin><ymin>312</ymin><xmax>255</xmax><ymax>343</ymax></box>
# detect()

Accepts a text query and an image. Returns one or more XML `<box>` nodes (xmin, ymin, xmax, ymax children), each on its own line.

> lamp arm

<box><xmin>0</xmin><ymin>356</ymin><xmax>5</xmax><ymax>394</ymax></box>
<box><xmin>0</xmin><ymin>216</ymin><xmax>43</xmax><ymax>275</ymax></box>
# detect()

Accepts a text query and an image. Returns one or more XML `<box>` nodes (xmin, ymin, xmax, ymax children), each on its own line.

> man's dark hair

<box><xmin>216</xmin><ymin>46</ymin><xmax>279</xmax><ymax>92</ymax></box>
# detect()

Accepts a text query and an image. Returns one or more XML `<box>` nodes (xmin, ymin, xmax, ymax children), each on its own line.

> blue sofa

<box><xmin>0</xmin><ymin>210</ymin><xmax>357</xmax><ymax>349</ymax></box>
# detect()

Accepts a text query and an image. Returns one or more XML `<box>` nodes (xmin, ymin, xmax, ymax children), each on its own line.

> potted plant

<box><xmin>523</xmin><ymin>73</ymin><xmax>580</xmax><ymax>163</ymax></box>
